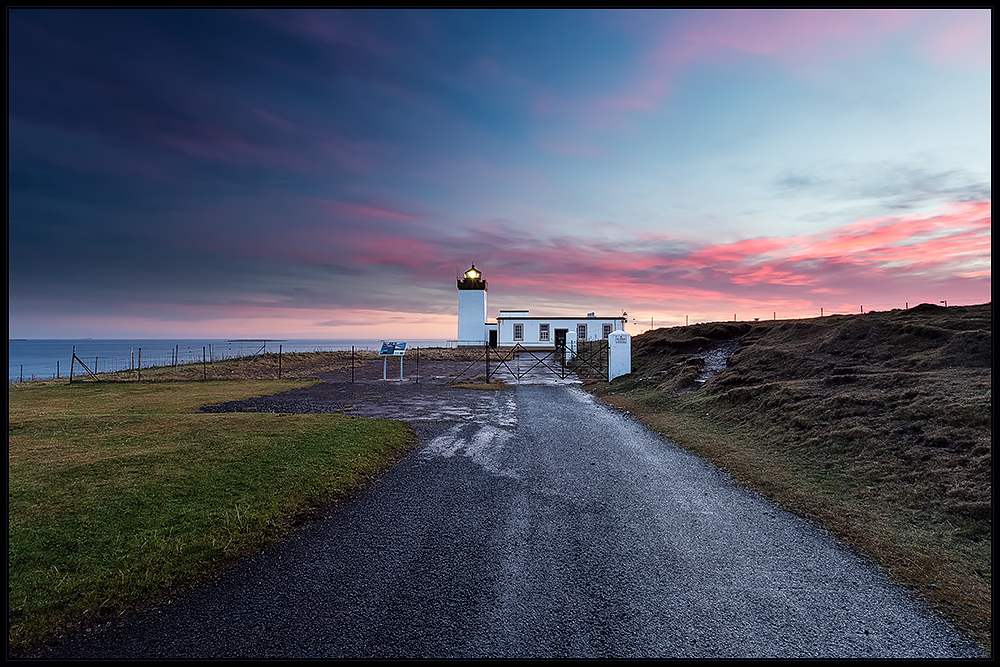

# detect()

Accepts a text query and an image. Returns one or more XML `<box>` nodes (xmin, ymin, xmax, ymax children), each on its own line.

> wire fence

<box><xmin>629</xmin><ymin>298</ymin><xmax>989</xmax><ymax>334</ymax></box>
<box><xmin>8</xmin><ymin>340</ymin><xmax>391</xmax><ymax>384</ymax></box>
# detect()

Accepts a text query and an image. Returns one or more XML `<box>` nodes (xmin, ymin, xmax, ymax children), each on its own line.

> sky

<box><xmin>8</xmin><ymin>9</ymin><xmax>991</xmax><ymax>339</ymax></box>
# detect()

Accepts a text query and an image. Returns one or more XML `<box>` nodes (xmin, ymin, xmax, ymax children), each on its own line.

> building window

<box><xmin>603</xmin><ymin>323</ymin><xmax>613</xmax><ymax>339</ymax></box>
<box><xmin>577</xmin><ymin>323</ymin><xmax>587</xmax><ymax>341</ymax></box>
<box><xmin>539</xmin><ymin>324</ymin><xmax>550</xmax><ymax>342</ymax></box>
<box><xmin>513</xmin><ymin>323</ymin><xmax>523</xmax><ymax>341</ymax></box>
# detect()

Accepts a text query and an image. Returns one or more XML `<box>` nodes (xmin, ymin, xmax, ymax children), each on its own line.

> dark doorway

<box><xmin>554</xmin><ymin>329</ymin><xmax>568</xmax><ymax>348</ymax></box>
<box><xmin>489</xmin><ymin>330</ymin><xmax>498</xmax><ymax>348</ymax></box>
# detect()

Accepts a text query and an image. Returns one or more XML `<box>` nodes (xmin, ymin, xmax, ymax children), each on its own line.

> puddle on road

<box><xmin>421</xmin><ymin>422</ymin><xmax>520</xmax><ymax>480</ymax></box>
<box><xmin>345</xmin><ymin>388</ymin><xmax>518</xmax><ymax>427</ymax></box>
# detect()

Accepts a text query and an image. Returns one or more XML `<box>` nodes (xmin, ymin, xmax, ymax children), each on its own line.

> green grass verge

<box><xmin>8</xmin><ymin>379</ymin><xmax>417</xmax><ymax>654</ymax></box>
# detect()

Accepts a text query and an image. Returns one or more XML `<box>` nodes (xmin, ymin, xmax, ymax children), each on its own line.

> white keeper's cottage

<box><xmin>456</xmin><ymin>264</ymin><xmax>626</xmax><ymax>349</ymax></box>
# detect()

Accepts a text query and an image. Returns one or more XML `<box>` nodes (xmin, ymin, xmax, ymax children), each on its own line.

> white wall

<box><xmin>608</xmin><ymin>330</ymin><xmax>632</xmax><ymax>381</ymax></box>
<box><xmin>497</xmin><ymin>317</ymin><xmax>625</xmax><ymax>347</ymax></box>
<box><xmin>457</xmin><ymin>289</ymin><xmax>487</xmax><ymax>344</ymax></box>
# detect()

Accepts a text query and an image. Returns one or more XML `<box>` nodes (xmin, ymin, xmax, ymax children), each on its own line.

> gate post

<box><xmin>608</xmin><ymin>330</ymin><xmax>631</xmax><ymax>381</ymax></box>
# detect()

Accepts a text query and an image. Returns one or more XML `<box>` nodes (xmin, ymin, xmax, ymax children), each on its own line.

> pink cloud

<box><xmin>671</xmin><ymin>9</ymin><xmax>912</xmax><ymax>62</ymax></box>
<box><xmin>450</xmin><ymin>200</ymin><xmax>990</xmax><ymax>321</ymax></box>
<box><xmin>549</xmin><ymin>10</ymin><xmax>984</xmax><ymax>132</ymax></box>
<box><xmin>730</xmin><ymin>265</ymin><xmax>815</xmax><ymax>286</ymax></box>
<box><xmin>654</xmin><ymin>202</ymin><xmax>991</xmax><ymax>283</ymax></box>
<box><xmin>916</xmin><ymin>9</ymin><xmax>991</xmax><ymax>67</ymax></box>
<box><xmin>16</xmin><ymin>305</ymin><xmax>457</xmax><ymax>340</ymax></box>
<box><xmin>542</xmin><ymin>10</ymin><xmax>915</xmax><ymax>129</ymax></box>
<box><xmin>318</xmin><ymin>198</ymin><xmax>423</xmax><ymax>221</ymax></box>
<box><xmin>598</xmin><ymin>78</ymin><xmax>668</xmax><ymax>111</ymax></box>
<box><xmin>685</xmin><ymin>237</ymin><xmax>797</xmax><ymax>267</ymax></box>
<box><xmin>351</xmin><ymin>234</ymin><xmax>441</xmax><ymax>270</ymax></box>
<box><xmin>795</xmin><ymin>201</ymin><xmax>991</xmax><ymax>265</ymax></box>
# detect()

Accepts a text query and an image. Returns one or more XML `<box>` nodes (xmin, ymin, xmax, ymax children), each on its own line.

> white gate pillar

<box><xmin>608</xmin><ymin>330</ymin><xmax>631</xmax><ymax>381</ymax></box>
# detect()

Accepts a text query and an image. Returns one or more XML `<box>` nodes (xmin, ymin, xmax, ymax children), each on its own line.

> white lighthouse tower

<box><xmin>457</xmin><ymin>264</ymin><xmax>487</xmax><ymax>345</ymax></box>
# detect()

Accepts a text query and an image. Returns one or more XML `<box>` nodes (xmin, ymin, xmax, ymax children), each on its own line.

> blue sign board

<box><xmin>379</xmin><ymin>341</ymin><xmax>407</xmax><ymax>356</ymax></box>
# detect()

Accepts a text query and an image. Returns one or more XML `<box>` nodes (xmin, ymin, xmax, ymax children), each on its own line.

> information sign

<box><xmin>379</xmin><ymin>342</ymin><xmax>407</xmax><ymax>380</ymax></box>
<box><xmin>379</xmin><ymin>341</ymin><xmax>407</xmax><ymax>356</ymax></box>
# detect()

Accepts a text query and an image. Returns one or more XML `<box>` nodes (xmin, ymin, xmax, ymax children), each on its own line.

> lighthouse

<box><xmin>457</xmin><ymin>264</ymin><xmax>487</xmax><ymax>345</ymax></box>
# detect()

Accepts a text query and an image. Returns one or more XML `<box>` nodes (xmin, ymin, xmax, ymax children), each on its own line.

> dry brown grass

<box><xmin>447</xmin><ymin>377</ymin><xmax>508</xmax><ymax>390</ymax></box>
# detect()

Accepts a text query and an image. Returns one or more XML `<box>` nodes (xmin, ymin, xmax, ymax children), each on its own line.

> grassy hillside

<box><xmin>595</xmin><ymin>303</ymin><xmax>991</xmax><ymax>650</ymax></box>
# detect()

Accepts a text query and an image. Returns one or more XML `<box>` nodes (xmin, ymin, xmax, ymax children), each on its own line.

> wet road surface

<box><xmin>39</xmin><ymin>358</ymin><xmax>983</xmax><ymax>658</ymax></box>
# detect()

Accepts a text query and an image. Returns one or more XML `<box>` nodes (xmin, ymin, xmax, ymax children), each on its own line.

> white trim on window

<box><xmin>539</xmin><ymin>323</ymin><xmax>550</xmax><ymax>341</ymax></box>
<box><xmin>577</xmin><ymin>323</ymin><xmax>587</xmax><ymax>340</ymax></box>
<box><xmin>513</xmin><ymin>323</ymin><xmax>524</xmax><ymax>341</ymax></box>
<box><xmin>602</xmin><ymin>323</ymin><xmax>613</xmax><ymax>339</ymax></box>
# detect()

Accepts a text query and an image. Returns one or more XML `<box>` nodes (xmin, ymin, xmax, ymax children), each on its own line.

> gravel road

<box><xmin>39</xmin><ymin>359</ymin><xmax>984</xmax><ymax>658</ymax></box>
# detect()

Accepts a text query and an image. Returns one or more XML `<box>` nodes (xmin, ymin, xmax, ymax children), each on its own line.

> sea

<box><xmin>8</xmin><ymin>339</ymin><xmax>450</xmax><ymax>383</ymax></box>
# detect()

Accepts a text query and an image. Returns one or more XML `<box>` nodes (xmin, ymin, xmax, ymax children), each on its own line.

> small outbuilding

<box><xmin>495</xmin><ymin>311</ymin><xmax>626</xmax><ymax>349</ymax></box>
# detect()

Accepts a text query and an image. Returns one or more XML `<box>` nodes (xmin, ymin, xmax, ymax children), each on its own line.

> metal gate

<box><xmin>450</xmin><ymin>341</ymin><xmax>608</xmax><ymax>384</ymax></box>
<box><xmin>570</xmin><ymin>339</ymin><xmax>609</xmax><ymax>380</ymax></box>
